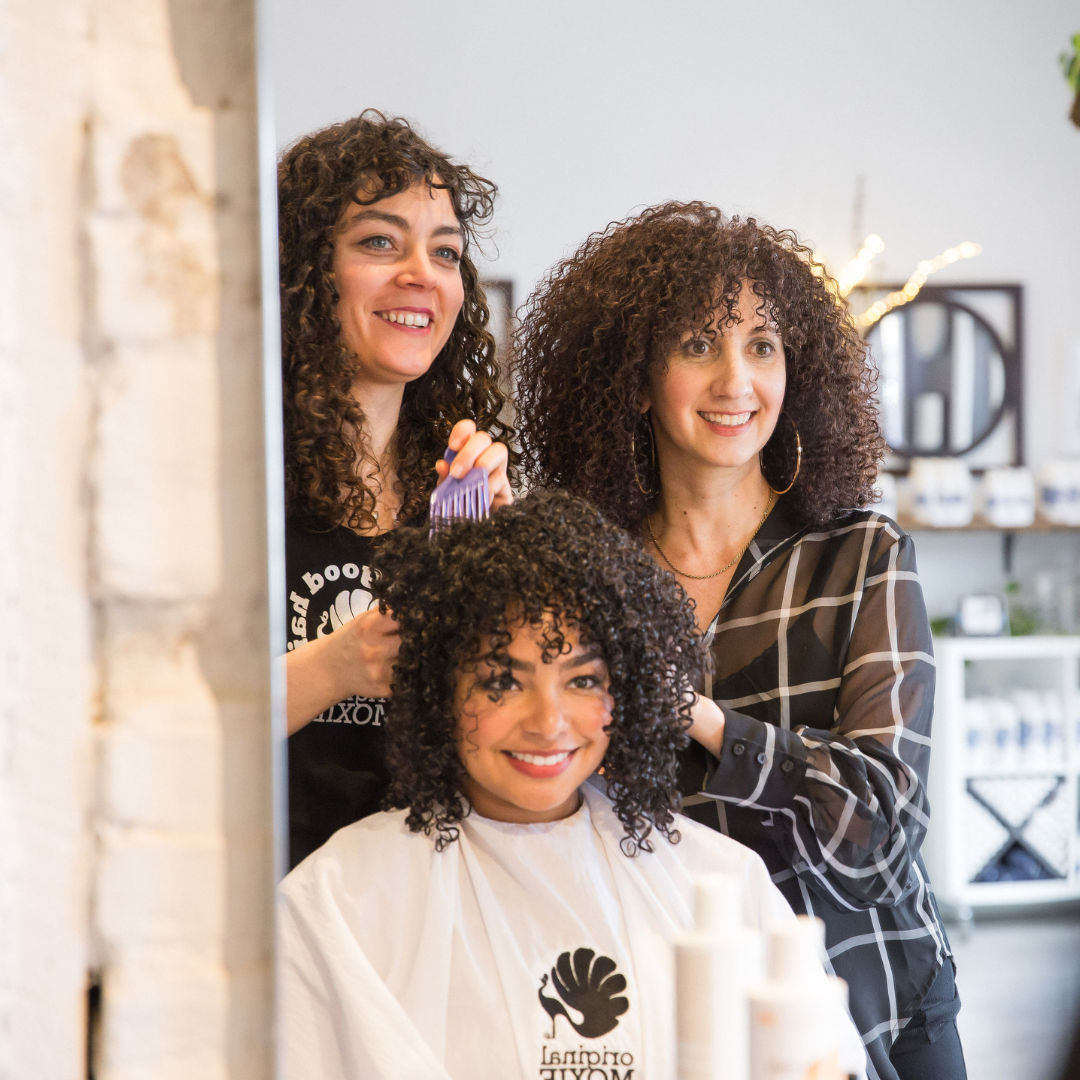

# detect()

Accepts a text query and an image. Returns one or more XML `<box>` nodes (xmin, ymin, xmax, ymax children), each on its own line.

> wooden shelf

<box><xmin>897</xmin><ymin>516</ymin><xmax>1080</xmax><ymax>534</ymax></box>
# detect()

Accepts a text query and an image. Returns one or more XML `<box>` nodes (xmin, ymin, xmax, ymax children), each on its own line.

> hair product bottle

<box><xmin>748</xmin><ymin>916</ymin><xmax>844</xmax><ymax>1080</ymax></box>
<box><xmin>673</xmin><ymin>873</ymin><xmax>764</xmax><ymax>1080</ymax></box>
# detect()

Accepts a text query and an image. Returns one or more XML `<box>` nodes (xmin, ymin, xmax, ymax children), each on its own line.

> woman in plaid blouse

<box><xmin>512</xmin><ymin>202</ymin><xmax>966</xmax><ymax>1080</ymax></box>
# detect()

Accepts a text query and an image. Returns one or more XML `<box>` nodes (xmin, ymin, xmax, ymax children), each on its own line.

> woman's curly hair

<box><xmin>511</xmin><ymin>201</ymin><xmax>884</xmax><ymax>530</ymax></box>
<box><xmin>369</xmin><ymin>491</ymin><xmax>704</xmax><ymax>855</ymax></box>
<box><xmin>278</xmin><ymin>110</ymin><xmax>515</xmax><ymax>530</ymax></box>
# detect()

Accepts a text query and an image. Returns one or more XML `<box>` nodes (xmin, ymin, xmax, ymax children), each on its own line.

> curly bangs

<box><xmin>511</xmin><ymin>201</ymin><xmax>884</xmax><ymax>530</ymax></box>
<box><xmin>278</xmin><ymin>109</ymin><xmax>513</xmax><ymax>531</ymax></box>
<box><xmin>369</xmin><ymin>491</ymin><xmax>703</xmax><ymax>855</ymax></box>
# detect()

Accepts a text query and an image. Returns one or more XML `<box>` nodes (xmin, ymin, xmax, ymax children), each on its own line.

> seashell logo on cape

<box><xmin>537</xmin><ymin>948</ymin><xmax>635</xmax><ymax>1078</ymax></box>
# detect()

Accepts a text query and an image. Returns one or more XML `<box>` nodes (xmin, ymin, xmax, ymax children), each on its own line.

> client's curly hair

<box><xmin>369</xmin><ymin>491</ymin><xmax>704</xmax><ymax>855</ymax></box>
<box><xmin>279</xmin><ymin>110</ymin><xmax>515</xmax><ymax>530</ymax></box>
<box><xmin>512</xmin><ymin>201</ymin><xmax>884</xmax><ymax>530</ymax></box>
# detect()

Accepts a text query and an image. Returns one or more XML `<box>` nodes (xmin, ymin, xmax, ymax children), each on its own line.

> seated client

<box><xmin>278</xmin><ymin>492</ymin><xmax>862</xmax><ymax>1080</ymax></box>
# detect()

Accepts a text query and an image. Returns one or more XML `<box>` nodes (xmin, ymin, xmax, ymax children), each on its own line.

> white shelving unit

<box><xmin>924</xmin><ymin>635</ymin><xmax>1080</xmax><ymax>915</ymax></box>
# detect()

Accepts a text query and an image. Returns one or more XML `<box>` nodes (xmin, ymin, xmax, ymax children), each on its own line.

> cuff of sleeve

<box><xmin>704</xmin><ymin>709</ymin><xmax>808</xmax><ymax>809</ymax></box>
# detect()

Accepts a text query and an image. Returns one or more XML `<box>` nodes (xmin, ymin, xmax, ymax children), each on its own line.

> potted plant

<box><xmin>1062</xmin><ymin>32</ymin><xmax>1080</xmax><ymax>128</ymax></box>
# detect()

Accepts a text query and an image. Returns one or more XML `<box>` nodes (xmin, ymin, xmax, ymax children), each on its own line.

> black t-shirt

<box><xmin>286</xmin><ymin>521</ymin><xmax>389</xmax><ymax>868</ymax></box>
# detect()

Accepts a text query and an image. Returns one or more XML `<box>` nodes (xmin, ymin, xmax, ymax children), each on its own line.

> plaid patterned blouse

<box><xmin>677</xmin><ymin>503</ymin><xmax>951</xmax><ymax>1080</ymax></box>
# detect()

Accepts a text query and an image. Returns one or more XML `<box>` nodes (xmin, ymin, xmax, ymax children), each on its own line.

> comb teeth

<box><xmin>429</xmin><ymin>447</ymin><xmax>491</xmax><ymax>537</ymax></box>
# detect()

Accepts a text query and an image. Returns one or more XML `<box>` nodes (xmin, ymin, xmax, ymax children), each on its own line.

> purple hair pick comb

<box><xmin>428</xmin><ymin>447</ymin><xmax>491</xmax><ymax>537</ymax></box>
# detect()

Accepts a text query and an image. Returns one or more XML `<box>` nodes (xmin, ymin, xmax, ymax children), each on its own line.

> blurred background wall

<box><xmin>268</xmin><ymin>0</ymin><xmax>1080</xmax><ymax>619</ymax></box>
<box><xmin>0</xmin><ymin>1</ymin><xmax>272</xmax><ymax>1077</ymax></box>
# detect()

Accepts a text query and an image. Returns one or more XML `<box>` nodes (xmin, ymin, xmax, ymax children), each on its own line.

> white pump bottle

<box><xmin>748</xmin><ymin>915</ymin><xmax>847</xmax><ymax>1080</ymax></box>
<box><xmin>673</xmin><ymin>873</ymin><xmax>765</xmax><ymax>1080</ymax></box>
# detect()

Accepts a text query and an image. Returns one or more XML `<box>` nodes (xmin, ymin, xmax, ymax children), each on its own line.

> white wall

<box><xmin>0</xmin><ymin>2</ymin><xmax>96</xmax><ymax>1073</ymax></box>
<box><xmin>269</xmin><ymin>0</ymin><xmax>1080</xmax><ymax>472</ymax></box>
<box><xmin>0</xmin><ymin>1</ymin><xmax>272</xmax><ymax>1077</ymax></box>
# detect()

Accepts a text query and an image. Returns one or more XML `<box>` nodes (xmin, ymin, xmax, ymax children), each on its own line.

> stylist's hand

<box><xmin>434</xmin><ymin>418</ymin><xmax>513</xmax><ymax>509</ymax></box>
<box><xmin>285</xmin><ymin>608</ymin><xmax>400</xmax><ymax>735</ymax></box>
<box><xmin>686</xmin><ymin>693</ymin><xmax>726</xmax><ymax>759</ymax></box>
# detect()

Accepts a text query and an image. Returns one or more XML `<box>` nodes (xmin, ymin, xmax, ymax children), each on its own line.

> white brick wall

<box><xmin>0</xmin><ymin>0</ymin><xmax>272</xmax><ymax>1076</ymax></box>
<box><xmin>0</xmin><ymin>0</ymin><xmax>97</xmax><ymax>1075</ymax></box>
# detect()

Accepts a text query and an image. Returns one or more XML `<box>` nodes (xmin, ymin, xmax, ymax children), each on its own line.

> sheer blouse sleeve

<box><xmin>703</xmin><ymin>525</ymin><xmax>936</xmax><ymax>912</ymax></box>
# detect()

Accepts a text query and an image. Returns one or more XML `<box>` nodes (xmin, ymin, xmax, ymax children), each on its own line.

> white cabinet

<box><xmin>924</xmin><ymin>636</ymin><xmax>1080</xmax><ymax>912</ymax></box>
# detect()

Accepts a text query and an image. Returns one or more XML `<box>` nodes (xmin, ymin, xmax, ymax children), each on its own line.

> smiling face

<box><xmin>644</xmin><ymin>283</ymin><xmax>787</xmax><ymax>478</ymax></box>
<box><xmin>454</xmin><ymin>618</ymin><xmax>613</xmax><ymax>824</ymax></box>
<box><xmin>332</xmin><ymin>181</ymin><xmax>466</xmax><ymax>390</ymax></box>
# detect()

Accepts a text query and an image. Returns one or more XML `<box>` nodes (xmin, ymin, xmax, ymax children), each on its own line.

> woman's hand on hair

<box><xmin>687</xmin><ymin>693</ymin><xmax>726</xmax><ymax>759</ymax></box>
<box><xmin>284</xmin><ymin>608</ymin><xmax>400</xmax><ymax>735</ymax></box>
<box><xmin>436</xmin><ymin>418</ymin><xmax>513</xmax><ymax>509</ymax></box>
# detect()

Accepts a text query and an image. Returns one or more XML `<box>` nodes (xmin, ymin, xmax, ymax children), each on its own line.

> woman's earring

<box><xmin>760</xmin><ymin>411</ymin><xmax>802</xmax><ymax>496</ymax></box>
<box><xmin>632</xmin><ymin>412</ymin><xmax>656</xmax><ymax>496</ymax></box>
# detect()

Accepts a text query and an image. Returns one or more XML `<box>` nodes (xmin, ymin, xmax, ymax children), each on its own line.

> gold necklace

<box><xmin>645</xmin><ymin>492</ymin><xmax>776</xmax><ymax>580</ymax></box>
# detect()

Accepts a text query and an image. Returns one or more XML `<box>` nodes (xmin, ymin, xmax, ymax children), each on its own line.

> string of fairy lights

<box><xmin>819</xmin><ymin>235</ymin><xmax>983</xmax><ymax>329</ymax></box>
<box><xmin>834</xmin><ymin>234</ymin><xmax>885</xmax><ymax>296</ymax></box>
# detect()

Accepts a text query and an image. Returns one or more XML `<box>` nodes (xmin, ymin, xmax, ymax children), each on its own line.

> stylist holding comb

<box><xmin>278</xmin><ymin>112</ymin><xmax>514</xmax><ymax>868</ymax></box>
<box><xmin>512</xmin><ymin>202</ymin><xmax>965</xmax><ymax>1080</ymax></box>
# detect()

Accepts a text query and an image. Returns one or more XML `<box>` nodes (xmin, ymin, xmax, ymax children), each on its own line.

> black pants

<box><xmin>889</xmin><ymin>959</ymin><xmax>968</xmax><ymax>1080</ymax></box>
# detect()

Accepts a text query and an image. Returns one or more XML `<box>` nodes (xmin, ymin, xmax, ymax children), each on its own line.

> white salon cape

<box><xmin>279</xmin><ymin>784</ymin><xmax>866</xmax><ymax>1080</ymax></box>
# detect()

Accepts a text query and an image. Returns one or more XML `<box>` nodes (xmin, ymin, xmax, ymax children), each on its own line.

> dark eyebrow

<box><xmin>342</xmin><ymin>208</ymin><xmax>409</xmax><ymax>231</ymax></box>
<box><xmin>561</xmin><ymin>647</ymin><xmax>604</xmax><ymax>670</ymax></box>
<box><xmin>340</xmin><ymin>209</ymin><xmax>463</xmax><ymax>240</ymax></box>
<box><xmin>491</xmin><ymin>647</ymin><xmax>602</xmax><ymax>675</ymax></box>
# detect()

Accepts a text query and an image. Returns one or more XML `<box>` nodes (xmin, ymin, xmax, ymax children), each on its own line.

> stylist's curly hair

<box><xmin>370</xmin><ymin>491</ymin><xmax>704</xmax><ymax>855</ymax></box>
<box><xmin>511</xmin><ymin>202</ymin><xmax>883</xmax><ymax>530</ymax></box>
<box><xmin>279</xmin><ymin>110</ymin><xmax>514</xmax><ymax>531</ymax></box>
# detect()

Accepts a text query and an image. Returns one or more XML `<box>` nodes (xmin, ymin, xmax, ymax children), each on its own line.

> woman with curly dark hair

<box><xmin>279</xmin><ymin>111</ymin><xmax>515</xmax><ymax>866</ymax></box>
<box><xmin>373</xmin><ymin>492</ymin><xmax>701</xmax><ymax>855</ymax></box>
<box><xmin>277</xmin><ymin>493</ymin><xmax>862</xmax><ymax>1080</ymax></box>
<box><xmin>512</xmin><ymin>203</ymin><xmax>965</xmax><ymax>1080</ymax></box>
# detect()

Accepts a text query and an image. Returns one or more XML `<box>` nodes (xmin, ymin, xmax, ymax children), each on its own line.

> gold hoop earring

<box><xmin>632</xmin><ymin>412</ymin><xmax>656</xmax><ymax>496</ymax></box>
<box><xmin>760</xmin><ymin>411</ymin><xmax>802</xmax><ymax>495</ymax></box>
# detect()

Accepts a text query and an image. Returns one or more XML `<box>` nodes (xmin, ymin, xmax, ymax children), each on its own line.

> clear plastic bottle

<box><xmin>986</xmin><ymin>698</ymin><xmax>1019</xmax><ymax>773</ymax></box>
<box><xmin>1041</xmin><ymin>692</ymin><xmax>1065</xmax><ymax>772</ymax></box>
<box><xmin>963</xmin><ymin>698</ymin><xmax>991</xmax><ymax>773</ymax></box>
<box><xmin>1011</xmin><ymin>691</ymin><xmax>1041</xmax><ymax>770</ymax></box>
